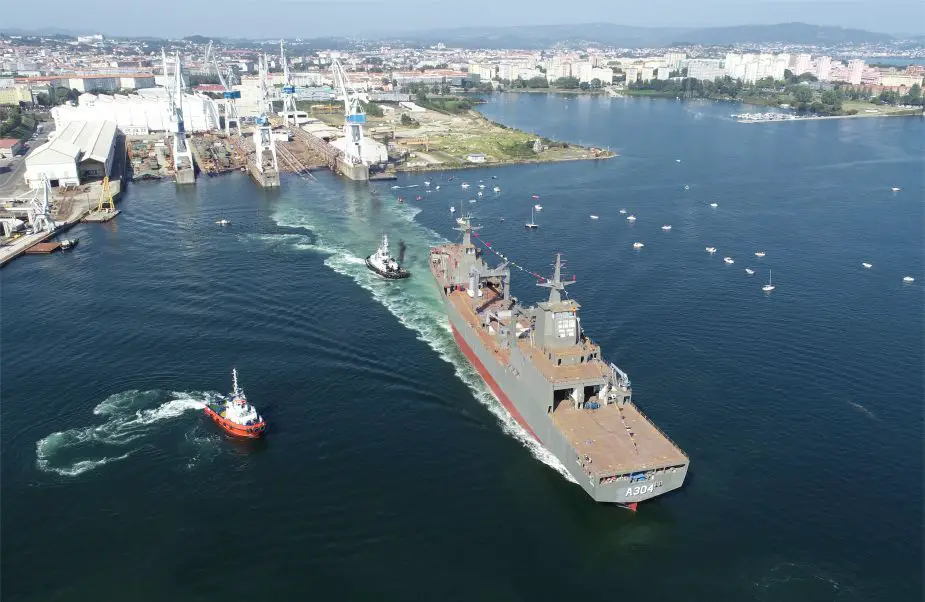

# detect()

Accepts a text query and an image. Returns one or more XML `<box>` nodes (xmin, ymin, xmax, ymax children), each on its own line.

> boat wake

<box><xmin>35</xmin><ymin>389</ymin><xmax>215</xmax><ymax>477</ymax></box>
<box><xmin>270</xmin><ymin>181</ymin><xmax>576</xmax><ymax>484</ymax></box>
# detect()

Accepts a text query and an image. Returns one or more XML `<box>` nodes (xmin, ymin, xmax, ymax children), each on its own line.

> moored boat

<box><xmin>204</xmin><ymin>369</ymin><xmax>266</xmax><ymax>438</ymax></box>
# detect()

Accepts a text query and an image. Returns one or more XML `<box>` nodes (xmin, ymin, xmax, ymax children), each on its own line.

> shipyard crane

<box><xmin>253</xmin><ymin>53</ymin><xmax>278</xmax><ymax>174</ymax></box>
<box><xmin>162</xmin><ymin>50</ymin><xmax>194</xmax><ymax>176</ymax></box>
<box><xmin>210</xmin><ymin>46</ymin><xmax>241</xmax><ymax>136</ymax></box>
<box><xmin>279</xmin><ymin>40</ymin><xmax>298</xmax><ymax>128</ymax></box>
<box><xmin>26</xmin><ymin>176</ymin><xmax>55</xmax><ymax>234</ymax></box>
<box><xmin>330</xmin><ymin>58</ymin><xmax>366</xmax><ymax>165</ymax></box>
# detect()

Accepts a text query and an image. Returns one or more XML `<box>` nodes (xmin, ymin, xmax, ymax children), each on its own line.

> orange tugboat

<box><xmin>204</xmin><ymin>369</ymin><xmax>266</xmax><ymax>438</ymax></box>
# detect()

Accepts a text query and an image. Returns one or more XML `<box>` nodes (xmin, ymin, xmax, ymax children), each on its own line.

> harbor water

<box><xmin>2</xmin><ymin>94</ymin><xmax>922</xmax><ymax>601</ymax></box>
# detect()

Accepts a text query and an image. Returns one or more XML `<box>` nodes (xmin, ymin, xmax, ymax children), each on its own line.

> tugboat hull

<box><xmin>204</xmin><ymin>406</ymin><xmax>266</xmax><ymax>438</ymax></box>
<box><xmin>365</xmin><ymin>256</ymin><xmax>410</xmax><ymax>279</ymax></box>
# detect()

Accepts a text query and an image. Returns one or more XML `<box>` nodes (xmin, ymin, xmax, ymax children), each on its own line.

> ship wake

<box><xmin>271</xmin><ymin>182</ymin><xmax>576</xmax><ymax>484</ymax></box>
<box><xmin>35</xmin><ymin>390</ymin><xmax>216</xmax><ymax>477</ymax></box>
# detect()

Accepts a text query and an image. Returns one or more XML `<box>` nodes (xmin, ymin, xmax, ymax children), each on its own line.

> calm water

<box><xmin>2</xmin><ymin>95</ymin><xmax>922</xmax><ymax>601</ymax></box>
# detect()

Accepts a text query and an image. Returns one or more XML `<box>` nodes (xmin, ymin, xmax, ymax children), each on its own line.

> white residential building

<box><xmin>664</xmin><ymin>52</ymin><xmax>687</xmax><ymax>70</ymax></box>
<box><xmin>815</xmin><ymin>56</ymin><xmax>832</xmax><ymax>81</ymax></box>
<box><xmin>848</xmin><ymin>60</ymin><xmax>865</xmax><ymax>85</ymax></box>
<box><xmin>790</xmin><ymin>53</ymin><xmax>812</xmax><ymax>77</ymax></box>
<box><xmin>687</xmin><ymin>59</ymin><xmax>725</xmax><ymax>82</ymax></box>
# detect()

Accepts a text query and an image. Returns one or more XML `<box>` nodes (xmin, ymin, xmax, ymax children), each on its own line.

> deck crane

<box><xmin>279</xmin><ymin>40</ymin><xmax>298</xmax><ymax>128</ymax></box>
<box><xmin>331</xmin><ymin>58</ymin><xmax>366</xmax><ymax>165</ymax></box>
<box><xmin>163</xmin><ymin>50</ymin><xmax>194</xmax><ymax>178</ymax></box>
<box><xmin>210</xmin><ymin>46</ymin><xmax>241</xmax><ymax>136</ymax></box>
<box><xmin>253</xmin><ymin>53</ymin><xmax>278</xmax><ymax>175</ymax></box>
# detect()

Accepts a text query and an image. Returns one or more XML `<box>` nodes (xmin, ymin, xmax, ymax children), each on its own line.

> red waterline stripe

<box><xmin>451</xmin><ymin>324</ymin><xmax>540</xmax><ymax>441</ymax></box>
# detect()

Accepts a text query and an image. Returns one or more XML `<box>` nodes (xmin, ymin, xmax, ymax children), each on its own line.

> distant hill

<box><xmin>368</xmin><ymin>22</ymin><xmax>899</xmax><ymax>49</ymax></box>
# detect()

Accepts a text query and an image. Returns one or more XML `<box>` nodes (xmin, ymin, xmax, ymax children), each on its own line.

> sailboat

<box><xmin>762</xmin><ymin>270</ymin><xmax>775</xmax><ymax>292</ymax></box>
<box><xmin>525</xmin><ymin>206</ymin><xmax>538</xmax><ymax>229</ymax></box>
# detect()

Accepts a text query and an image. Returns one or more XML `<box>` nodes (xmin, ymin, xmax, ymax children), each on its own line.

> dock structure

<box><xmin>290</xmin><ymin>128</ymin><xmax>368</xmax><ymax>181</ymax></box>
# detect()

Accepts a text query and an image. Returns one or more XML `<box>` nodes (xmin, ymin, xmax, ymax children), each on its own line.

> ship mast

<box><xmin>453</xmin><ymin>213</ymin><xmax>480</xmax><ymax>249</ymax></box>
<box><xmin>232</xmin><ymin>368</ymin><xmax>242</xmax><ymax>398</ymax></box>
<box><xmin>537</xmin><ymin>253</ymin><xmax>574</xmax><ymax>304</ymax></box>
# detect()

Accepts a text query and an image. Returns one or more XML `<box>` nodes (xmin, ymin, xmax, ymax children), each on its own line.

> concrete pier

<box><xmin>175</xmin><ymin>167</ymin><xmax>196</xmax><ymax>185</ymax></box>
<box><xmin>337</xmin><ymin>159</ymin><xmax>369</xmax><ymax>181</ymax></box>
<box><xmin>247</xmin><ymin>161</ymin><xmax>280</xmax><ymax>188</ymax></box>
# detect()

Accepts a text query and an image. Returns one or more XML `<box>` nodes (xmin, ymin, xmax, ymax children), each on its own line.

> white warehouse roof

<box><xmin>27</xmin><ymin>120</ymin><xmax>116</xmax><ymax>167</ymax></box>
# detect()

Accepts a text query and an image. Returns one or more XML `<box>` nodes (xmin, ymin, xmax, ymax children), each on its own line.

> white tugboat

<box><xmin>204</xmin><ymin>369</ymin><xmax>266</xmax><ymax>439</ymax></box>
<box><xmin>366</xmin><ymin>234</ymin><xmax>410</xmax><ymax>279</ymax></box>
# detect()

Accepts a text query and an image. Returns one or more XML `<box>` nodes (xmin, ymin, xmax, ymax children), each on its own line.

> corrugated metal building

<box><xmin>24</xmin><ymin>120</ymin><xmax>117</xmax><ymax>188</ymax></box>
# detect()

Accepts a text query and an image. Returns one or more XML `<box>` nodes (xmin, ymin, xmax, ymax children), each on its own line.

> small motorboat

<box><xmin>619</xmin><ymin>208</ymin><xmax>627</xmax><ymax>214</ymax></box>
<box><xmin>862</xmin><ymin>262</ymin><xmax>873</xmax><ymax>269</ymax></box>
<box><xmin>709</xmin><ymin>202</ymin><xmax>718</xmax><ymax>208</ymax></box>
<box><xmin>626</xmin><ymin>215</ymin><xmax>636</xmax><ymax>222</ymax></box>
<box><xmin>675</xmin><ymin>159</ymin><xmax>681</xmax><ymax>163</ymax></box>
<box><xmin>450</xmin><ymin>206</ymin><xmax>456</xmax><ymax>213</ymax></box>
<box><xmin>435</xmin><ymin>185</ymin><xmax>441</xmax><ymax>190</ymax></box>
<box><xmin>705</xmin><ymin>246</ymin><xmax>717</xmax><ymax>254</ymax></box>
<box><xmin>478</xmin><ymin>184</ymin><xmax>486</xmax><ymax>189</ymax></box>
<box><xmin>632</xmin><ymin>241</ymin><xmax>644</xmax><ymax>248</ymax></box>
<box><xmin>366</xmin><ymin>233</ymin><xmax>410</xmax><ymax>279</ymax></box>
<box><xmin>754</xmin><ymin>251</ymin><xmax>766</xmax><ymax>258</ymax></box>
<box><xmin>398</xmin><ymin>197</ymin><xmax>404</xmax><ymax>204</ymax></box>
<box><xmin>891</xmin><ymin>187</ymin><xmax>901</xmax><ymax>192</ymax></box>
<box><xmin>424</xmin><ymin>180</ymin><xmax>431</xmax><ymax>187</ymax></box>
<box><xmin>60</xmin><ymin>238</ymin><xmax>79</xmax><ymax>250</ymax></box>
<box><xmin>477</xmin><ymin>191</ymin><xmax>483</xmax><ymax>197</ymax></box>
<box><xmin>204</xmin><ymin>369</ymin><xmax>266</xmax><ymax>439</ymax></box>
<box><xmin>684</xmin><ymin>185</ymin><xmax>690</xmax><ymax>190</ymax></box>
<box><xmin>216</xmin><ymin>219</ymin><xmax>231</xmax><ymax>226</ymax></box>
<box><xmin>661</xmin><ymin>225</ymin><xmax>672</xmax><ymax>231</ymax></box>
<box><xmin>391</xmin><ymin>185</ymin><xmax>401</xmax><ymax>189</ymax></box>
<box><xmin>534</xmin><ymin>204</ymin><xmax>543</xmax><ymax>211</ymax></box>
<box><xmin>763</xmin><ymin>270</ymin><xmax>775</xmax><ymax>292</ymax></box>
<box><xmin>745</xmin><ymin>268</ymin><xmax>755</xmax><ymax>275</ymax></box>
<box><xmin>461</xmin><ymin>183</ymin><xmax>470</xmax><ymax>189</ymax></box>
<box><xmin>903</xmin><ymin>276</ymin><xmax>915</xmax><ymax>283</ymax></box>
<box><xmin>724</xmin><ymin>256</ymin><xmax>735</xmax><ymax>264</ymax></box>
<box><xmin>493</xmin><ymin>186</ymin><xmax>501</xmax><ymax>193</ymax></box>
<box><xmin>469</xmin><ymin>199</ymin><xmax>477</xmax><ymax>203</ymax></box>
<box><xmin>590</xmin><ymin>215</ymin><xmax>599</xmax><ymax>220</ymax></box>
<box><xmin>415</xmin><ymin>195</ymin><xmax>422</xmax><ymax>200</ymax></box>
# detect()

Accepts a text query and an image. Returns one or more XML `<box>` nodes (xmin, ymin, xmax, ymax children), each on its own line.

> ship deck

<box><xmin>552</xmin><ymin>401</ymin><xmax>688</xmax><ymax>476</ymax></box>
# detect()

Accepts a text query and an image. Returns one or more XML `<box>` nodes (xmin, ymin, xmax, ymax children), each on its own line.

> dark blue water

<box><xmin>2</xmin><ymin>94</ymin><xmax>922</xmax><ymax>601</ymax></box>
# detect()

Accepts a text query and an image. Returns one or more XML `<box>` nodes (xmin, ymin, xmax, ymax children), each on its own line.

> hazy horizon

<box><xmin>5</xmin><ymin>0</ymin><xmax>925</xmax><ymax>39</ymax></box>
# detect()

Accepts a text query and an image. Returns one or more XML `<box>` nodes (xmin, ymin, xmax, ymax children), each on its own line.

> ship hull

<box><xmin>438</xmin><ymin>286</ymin><xmax>688</xmax><ymax>506</ymax></box>
<box><xmin>204</xmin><ymin>406</ymin><xmax>266</xmax><ymax>439</ymax></box>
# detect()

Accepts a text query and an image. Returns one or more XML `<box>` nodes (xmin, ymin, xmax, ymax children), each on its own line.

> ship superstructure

<box><xmin>429</xmin><ymin>215</ymin><xmax>689</xmax><ymax>508</ymax></box>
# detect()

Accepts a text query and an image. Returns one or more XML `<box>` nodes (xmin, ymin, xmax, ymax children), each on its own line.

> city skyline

<box><xmin>5</xmin><ymin>0</ymin><xmax>925</xmax><ymax>40</ymax></box>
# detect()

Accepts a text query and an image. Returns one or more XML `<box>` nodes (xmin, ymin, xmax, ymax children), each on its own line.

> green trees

<box><xmin>554</xmin><ymin>76</ymin><xmax>579</xmax><ymax>89</ymax></box>
<box><xmin>590</xmin><ymin>78</ymin><xmax>602</xmax><ymax>89</ymax></box>
<box><xmin>362</xmin><ymin>102</ymin><xmax>384</xmax><ymax>117</ymax></box>
<box><xmin>579</xmin><ymin>82</ymin><xmax>591</xmax><ymax>91</ymax></box>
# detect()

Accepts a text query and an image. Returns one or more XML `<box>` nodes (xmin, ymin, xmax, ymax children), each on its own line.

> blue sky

<box><xmin>6</xmin><ymin>0</ymin><xmax>924</xmax><ymax>37</ymax></box>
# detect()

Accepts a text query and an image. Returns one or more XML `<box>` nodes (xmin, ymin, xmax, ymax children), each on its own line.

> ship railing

<box><xmin>630</xmin><ymin>402</ymin><xmax>690</xmax><ymax>460</ymax></box>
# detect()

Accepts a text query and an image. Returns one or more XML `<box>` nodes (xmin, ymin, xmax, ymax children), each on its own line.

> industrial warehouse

<box><xmin>24</xmin><ymin>119</ymin><xmax>116</xmax><ymax>188</ymax></box>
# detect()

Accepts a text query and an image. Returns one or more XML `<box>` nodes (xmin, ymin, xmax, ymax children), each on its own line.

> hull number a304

<box><xmin>625</xmin><ymin>482</ymin><xmax>662</xmax><ymax>497</ymax></box>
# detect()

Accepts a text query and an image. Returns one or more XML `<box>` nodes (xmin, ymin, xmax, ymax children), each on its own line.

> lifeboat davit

<box><xmin>204</xmin><ymin>368</ymin><xmax>267</xmax><ymax>439</ymax></box>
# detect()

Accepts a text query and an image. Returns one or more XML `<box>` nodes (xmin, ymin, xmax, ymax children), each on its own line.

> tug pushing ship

<box><xmin>366</xmin><ymin>234</ymin><xmax>410</xmax><ymax>279</ymax></box>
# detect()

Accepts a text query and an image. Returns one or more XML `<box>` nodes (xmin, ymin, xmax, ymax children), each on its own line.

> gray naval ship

<box><xmin>429</xmin><ymin>215</ymin><xmax>689</xmax><ymax>509</ymax></box>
